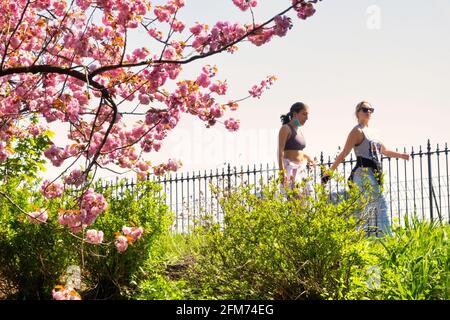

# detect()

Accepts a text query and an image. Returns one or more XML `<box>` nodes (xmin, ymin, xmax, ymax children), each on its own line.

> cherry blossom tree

<box><xmin>0</xmin><ymin>0</ymin><xmax>321</xmax><ymax>298</ymax></box>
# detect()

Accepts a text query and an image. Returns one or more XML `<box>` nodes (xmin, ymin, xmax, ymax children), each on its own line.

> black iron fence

<box><xmin>99</xmin><ymin>140</ymin><xmax>449</xmax><ymax>233</ymax></box>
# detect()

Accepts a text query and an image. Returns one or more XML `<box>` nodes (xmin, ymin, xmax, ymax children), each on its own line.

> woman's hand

<box><xmin>321</xmin><ymin>173</ymin><xmax>330</xmax><ymax>185</ymax></box>
<box><xmin>304</xmin><ymin>154</ymin><xmax>317</xmax><ymax>167</ymax></box>
<box><xmin>320</xmin><ymin>168</ymin><xmax>333</xmax><ymax>185</ymax></box>
<box><xmin>279</xmin><ymin>169</ymin><xmax>288</xmax><ymax>187</ymax></box>
<box><xmin>307</xmin><ymin>158</ymin><xmax>317</xmax><ymax>167</ymax></box>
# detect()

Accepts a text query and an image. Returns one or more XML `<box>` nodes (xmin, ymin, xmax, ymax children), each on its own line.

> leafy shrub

<box><xmin>0</xmin><ymin>178</ymin><xmax>77</xmax><ymax>299</ymax></box>
<box><xmin>347</xmin><ymin>216</ymin><xmax>450</xmax><ymax>300</ymax></box>
<box><xmin>70</xmin><ymin>180</ymin><xmax>173</xmax><ymax>299</ymax></box>
<box><xmin>185</xmin><ymin>179</ymin><xmax>373</xmax><ymax>299</ymax></box>
<box><xmin>0</xmin><ymin>125</ymin><xmax>52</xmax><ymax>182</ymax></box>
<box><xmin>0</xmin><ymin>178</ymin><xmax>174</xmax><ymax>300</ymax></box>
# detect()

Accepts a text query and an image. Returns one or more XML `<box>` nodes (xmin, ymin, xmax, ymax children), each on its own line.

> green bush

<box><xmin>0</xmin><ymin>178</ymin><xmax>174</xmax><ymax>300</ymax></box>
<box><xmin>0</xmin><ymin>178</ymin><xmax>77</xmax><ymax>299</ymax></box>
<box><xmin>0</xmin><ymin>124</ymin><xmax>52</xmax><ymax>182</ymax></box>
<box><xmin>347</xmin><ymin>216</ymin><xmax>450</xmax><ymax>300</ymax></box>
<box><xmin>71</xmin><ymin>180</ymin><xmax>173</xmax><ymax>299</ymax></box>
<box><xmin>185</xmin><ymin>179</ymin><xmax>374</xmax><ymax>300</ymax></box>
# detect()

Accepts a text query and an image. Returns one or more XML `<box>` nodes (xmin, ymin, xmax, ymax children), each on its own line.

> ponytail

<box><xmin>280</xmin><ymin>102</ymin><xmax>308</xmax><ymax>125</ymax></box>
<box><xmin>280</xmin><ymin>111</ymin><xmax>293</xmax><ymax>125</ymax></box>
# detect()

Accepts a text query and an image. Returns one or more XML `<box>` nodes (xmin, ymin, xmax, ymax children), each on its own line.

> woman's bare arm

<box><xmin>380</xmin><ymin>144</ymin><xmax>410</xmax><ymax>160</ymax></box>
<box><xmin>329</xmin><ymin>127</ymin><xmax>362</xmax><ymax>172</ymax></box>
<box><xmin>278</xmin><ymin>125</ymin><xmax>290</xmax><ymax>184</ymax></box>
<box><xmin>303</xmin><ymin>152</ymin><xmax>316</xmax><ymax>166</ymax></box>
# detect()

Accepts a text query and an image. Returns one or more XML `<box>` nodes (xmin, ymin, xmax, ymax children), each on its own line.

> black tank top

<box><xmin>284</xmin><ymin>124</ymin><xmax>306</xmax><ymax>151</ymax></box>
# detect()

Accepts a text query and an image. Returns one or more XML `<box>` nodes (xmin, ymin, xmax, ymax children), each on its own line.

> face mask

<box><xmin>293</xmin><ymin>118</ymin><xmax>302</xmax><ymax>127</ymax></box>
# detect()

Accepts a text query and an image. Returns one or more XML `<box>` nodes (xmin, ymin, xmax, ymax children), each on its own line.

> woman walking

<box><xmin>278</xmin><ymin>102</ymin><xmax>315</xmax><ymax>197</ymax></box>
<box><xmin>322</xmin><ymin>101</ymin><xmax>410</xmax><ymax>235</ymax></box>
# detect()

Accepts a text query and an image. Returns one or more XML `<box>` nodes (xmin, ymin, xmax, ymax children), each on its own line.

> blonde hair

<box><xmin>355</xmin><ymin>101</ymin><xmax>372</xmax><ymax>119</ymax></box>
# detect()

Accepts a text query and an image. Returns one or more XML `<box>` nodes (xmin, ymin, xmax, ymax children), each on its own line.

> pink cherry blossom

<box><xmin>80</xmin><ymin>188</ymin><xmax>107</xmax><ymax>225</ymax></box>
<box><xmin>148</xmin><ymin>28</ymin><xmax>163</xmax><ymax>40</ymax></box>
<box><xmin>274</xmin><ymin>15</ymin><xmax>292</xmax><ymax>37</ymax></box>
<box><xmin>209</xmin><ymin>81</ymin><xmax>228</xmax><ymax>95</ymax></box>
<box><xmin>57</xmin><ymin>189</ymin><xmax>107</xmax><ymax>232</ymax></box>
<box><xmin>196</xmin><ymin>73</ymin><xmax>211</xmax><ymax>88</ymax></box>
<box><xmin>224</xmin><ymin>118</ymin><xmax>240</xmax><ymax>132</ymax></box>
<box><xmin>27</xmin><ymin>209</ymin><xmax>48</xmax><ymax>224</ymax></box>
<box><xmin>171</xmin><ymin>19</ymin><xmax>185</xmax><ymax>33</ymax></box>
<box><xmin>209</xmin><ymin>104</ymin><xmax>224</xmax><ymax>118</ymax></box>
<box><xmin>189</xmin><ymin>22</ymin><xmax>207</xmax><ymax>36</ymax></box>
<box><xmin>137</xmin><ymin>160</ymin><xmax>150</xmax><ymax>172</ymax></box>
<box><xmin>44</xmin><ymin>145</ymin><xmax>65</xmax><ymax>167</ymax></box>
<box><xmin>233</xmin><ymin>0</ymin><xmax>258</xmax><ymax>11</ymax></box>
<box><xmin>52</xmin><ymin>286</ymin><xmax>81</xmax><ymax>300</ymax></box>
<box><xmin>152</xmin><ymin>158</ymin><xmax>182</xmax><ymax>176</ymax></box>
<box><xmin>122</xmin><ymin>226</ymin><xmax>144</xmax><ymax>242</ymax></box>
<box><xmin>138</xmin><ymin>94</ymin><xmax>151</xmax><ymax>105</ymax></box>
<box><xmin>154</xmin><ymin>6</ymin><xmax>170</xmax><ymax>22</ymax></box>
<box><xmin>27</xmin><ymin>123</ymin><xmax>46</xmax><ymax>136</ymax></box>
<box><xmin>64</xmin><ymin>169</ymin><xmax>86</xmax><ymax>187</ymax></box>
<box><xmin>248</xmin><ymin>75</ymin><xmax>277</xmax><ymax>98</ymax></box>
<box><xmin>115</xmin><ymin>235</ymin><xmax>129</xmax><ymax>252</ymax></box>
<box><xmin>173</xmin><ymin>0</ymin><xmax>186</xmax><ymax>7</ymax></box>
<box><xmin>248</xmin><ymin>26</ymin><xmax>275</xmax><ymax>47</ymax></box>
<box><xmin>153</xmin><ymin>141</ymin><xmax>162</xmax><ymax>152</ymax></box>
<box><xmin>40</xmin><ymin>180</ymin><xmax>64</xmax><ymax>199</ymax></box>
<box><xmin>294</xmin><ymin>2</ymin><xmax>316</xmax><ymax>20</ymax></box>
<box><xmin>85</xmin><ymin>229</ymin><xmax>104</xmax><ymax>244</ymax></box>
<box><xmin>166</xmin><ymin>158</ymin><xmax>182</xmax><ymax>171</ymax></box>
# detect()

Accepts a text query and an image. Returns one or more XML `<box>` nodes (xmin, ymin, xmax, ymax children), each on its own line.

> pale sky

<box><xmin>46</xmin><ymin>0</ymin><xmax>450</xmax><ymax>180</ymax></box>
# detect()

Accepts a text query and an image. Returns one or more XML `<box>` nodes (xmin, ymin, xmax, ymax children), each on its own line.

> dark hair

<box><xmin>280</xmin><ymin>102</ymin><xmax>309</xmax><ymax>125</ymax></box>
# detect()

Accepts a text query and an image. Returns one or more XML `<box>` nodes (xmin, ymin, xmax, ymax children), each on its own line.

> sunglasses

<box><xmin>360</xmin><ymin>107</ymin><xmax>375</xmax><ymax>114</ymax></box>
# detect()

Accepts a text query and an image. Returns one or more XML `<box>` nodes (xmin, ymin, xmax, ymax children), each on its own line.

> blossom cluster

<box><xmin>115</xmin><ymin>226</ymin><xmax>144</xmax><ymax>252</ymax></box>
<box><xmin>40</xmin><ymin>180</ymin><xmax>64</xmax><ymax>199</ymax></box>
<box><xmin>27</xmin><ymin>209</ymin><xmax>48</xmax><ymax>224</ymax></box>
<box><xmin>248</xmin><ymin>75</ymin><xmax>277</xmax><ymax>99</ymax></box>
<box><xmin>152</xmin><ymin>158</ymin><xmax>182</xmax><ymax>176</ymax></box>
<box><xmin>85</xmin><ymin>229</ymin><xmax>104</xmax><ymax>244</ymax></box>
<box><xmin>232</xmin><ymin>0</ymin><xmax>258</xmax><ymax>11</ymax></box>
<box><xmin>52</xmin><ymin>286</ymin><xmax>81</xmax><ymax>300</ymax></box>
<box><xmin>58</xmin><ymin>189</ymin><xmax>107</xmax><ymax>233</ymax></box>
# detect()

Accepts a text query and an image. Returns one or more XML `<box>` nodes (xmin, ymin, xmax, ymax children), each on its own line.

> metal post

<box><xmin>227</xmin><ymin>163</ymin><xmax>231</xmax><ymax>195</ymax></box>
<box><xmin>319</xmin><ymin>152</ymin><xmax>324</xmax><ymax>192</ymax></box>
<box><xmin>404</xmin><ymin>147</ymin><xmax>408</xmax><ymax>217</ymax></box>
<box><xmin>411</xmin><ymin>147</ymin><xmax>417</xmax><ymax>218</ymax></box>
<box><xmin>388</xmin><ymin>157</ymin><xmax>392</xmax><ymax>223</ymax></box>
<box><xmin>437</xmin><ymin>144</ymin><xmax>442</xmax><ymax>216</ymax></box>
<box><xmin>445</xmin><ymin>143</ymin><xmax>449</xmax><ymax>223</ymax></box>
<box><xmin>427</xmin><ymin>140</ymin><xmax>434</xmax><ymax>221</ymax></box>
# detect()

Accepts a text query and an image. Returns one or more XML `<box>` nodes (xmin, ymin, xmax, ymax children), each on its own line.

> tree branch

<box><xmin>89</xmin><ymin>1</ymin><xmax>303</xmax><ymax>78</ymax></box>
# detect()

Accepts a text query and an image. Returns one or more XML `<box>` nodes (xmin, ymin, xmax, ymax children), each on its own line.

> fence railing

<box><xmin>99</xmin><ymin>140</ymin><xmax>449</xmax><ymax>233</ymax></box>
